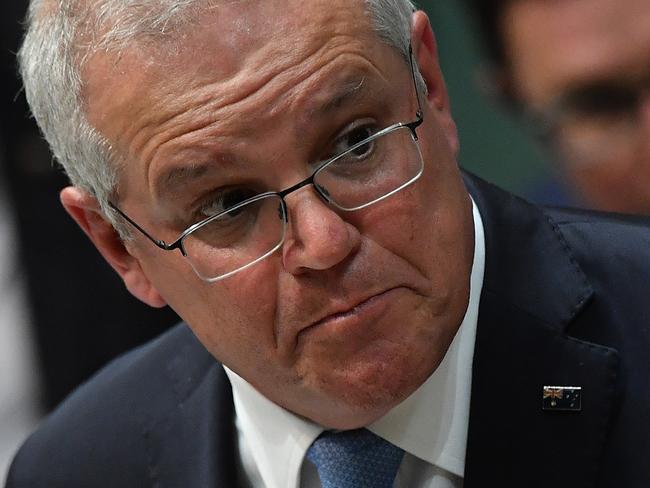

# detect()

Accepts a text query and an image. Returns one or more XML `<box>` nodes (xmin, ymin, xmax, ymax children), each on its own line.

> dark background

<box><xmin>0</xmin><ymin>0</ymin><xmax>179</xmax><ymax>411</ymax></box>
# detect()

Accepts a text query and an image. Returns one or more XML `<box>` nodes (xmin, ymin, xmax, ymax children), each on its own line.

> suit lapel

<box><xmin>463</xmin><ymin>175</ymin><xmax>619</xmax><ymax>487</ymax></box>
<box><xmin>143</xmin><ymin>328</ymin><xmax>238</xmax><ymax>488</ymax></box>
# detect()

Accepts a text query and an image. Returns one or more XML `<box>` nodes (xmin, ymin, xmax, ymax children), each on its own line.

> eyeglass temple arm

<box><xmin>108</xmin><ymin>201</ymin><xmax>176</xmax><ymax>250</ymax></box>
<box><xmin>407</xmin><ymin>44</ymin><xmax>424</xmax><ymax>134</ymax></box>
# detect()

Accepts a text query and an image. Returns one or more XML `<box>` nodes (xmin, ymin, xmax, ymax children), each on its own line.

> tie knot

<box><xmin>306</xmin><ymin>429</ymin><xmax>404</xmax><ymax>488</ymax></box>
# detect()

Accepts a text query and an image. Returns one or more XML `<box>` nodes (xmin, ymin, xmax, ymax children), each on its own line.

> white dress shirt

<box><xmin>225</xmin><ymin>198</ymin><xmax>485</xmax><ymax>488</ymax></box>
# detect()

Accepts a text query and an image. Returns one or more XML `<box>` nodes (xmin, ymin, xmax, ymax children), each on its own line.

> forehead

<box><xmin>502</xmin><ymin>0</ymin><xmax>650</xmax><ymax>104</ymax></box>
<box><xmin>82</xmin><ymin>0</ymin><xmax>389</xmax><ymax>193</ymax></box>
<box><xmin>82</xmin><ymin>0</ymin><xmax>377</xmax><ymax>105</ymax></box>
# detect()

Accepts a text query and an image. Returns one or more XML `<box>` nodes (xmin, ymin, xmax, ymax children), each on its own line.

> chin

<box><xmin>298</xmin><ymin>342</ymin><xmax>442</xmax><ymax>429</ymax></box>
<box><xmin>273</xmin><ymin>286</ymin><xmax>467</xmax><ymax>428</ymax></box>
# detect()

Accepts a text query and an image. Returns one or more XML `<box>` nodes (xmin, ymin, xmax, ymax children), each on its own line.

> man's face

<box><xmin>502</xmin><ymin>0</ymin><xmax>650</xmax><ymax>213</ymax></box>
<box><xmin>82</xmin><ymin>0</ymin><xmax>473</xmax><ymax>428</ymax></box>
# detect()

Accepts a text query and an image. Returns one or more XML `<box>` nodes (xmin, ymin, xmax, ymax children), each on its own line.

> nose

<box><xmin>281</xmin><ymin>188</ymin><xmax>361</xmax><ymax>275</ymax></box>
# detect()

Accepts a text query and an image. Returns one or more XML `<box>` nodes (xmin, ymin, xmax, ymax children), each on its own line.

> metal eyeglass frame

<box><xmin>109</xmin><ymin>44</ymin><xmax>425</xmax><ymax>279</ymax></box>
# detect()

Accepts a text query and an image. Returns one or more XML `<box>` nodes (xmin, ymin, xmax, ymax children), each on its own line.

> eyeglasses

<box><xmin>529</xmin><ymin>74</ymin><xmax>650</xmax><ymax>165</ymax></box>
<box><xmin>110</xmin><ymin>45</ymin><xmax>425</xmax><ymax>282</ymax></box>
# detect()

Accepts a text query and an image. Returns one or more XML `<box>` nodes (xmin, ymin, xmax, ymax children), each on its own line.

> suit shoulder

<box><xmin>6</xmin><ymin>323</ymin><xmax>217</xmax><ymax>487</ymax></box>
<box><xmin>545</xmin><ymin>206</ymin><xmax>650</xmax><ymax>345</ymax></box>
<box><xmin>545</xmin><ymin>206</ymin><xmax>650</xmax><ymax>272</ymax></box>
<box><xmin>546</xmin><ymin>205</ymin><xmax>650</xmax><ymax>230</ymax></box>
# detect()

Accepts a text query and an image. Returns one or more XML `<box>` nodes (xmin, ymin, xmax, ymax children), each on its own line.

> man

<box><xmin>465</xmin><ymin>0</ymin><xmax>650</xmax><ymax>214</ymax></box>
<box><xmin>7</xmin><ymin>0</ymin><xmax>650</xmax><ymax>487</ymax></box>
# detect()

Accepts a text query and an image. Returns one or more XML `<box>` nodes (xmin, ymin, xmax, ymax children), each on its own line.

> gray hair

<box><xmin>18</xmin><ymin>0</ymin><xmax>419</xmax><ymax>232</ymax></box>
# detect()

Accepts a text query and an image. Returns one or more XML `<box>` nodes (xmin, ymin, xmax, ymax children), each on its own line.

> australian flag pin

<box><xmin>542</xmin><ymin>386</ymin><xmax>582</xmax><ymax>411</ymax></box>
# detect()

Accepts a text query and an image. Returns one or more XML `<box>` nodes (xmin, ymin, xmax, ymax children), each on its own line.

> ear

<box><xmin>410</xmin><ymin>10</ymin><xmax>459</xmax><ymax>155</ymax></box>
<box><xmin>60</xmin><ymin>186</ymin><xmax>168</xmax><ymax>308</ymax></box>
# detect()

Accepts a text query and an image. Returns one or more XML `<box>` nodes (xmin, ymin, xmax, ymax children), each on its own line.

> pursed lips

<box><xmin>302</xmin><ymin>286</ymin><xmax>404</xmax><ymax>333</ymax></box>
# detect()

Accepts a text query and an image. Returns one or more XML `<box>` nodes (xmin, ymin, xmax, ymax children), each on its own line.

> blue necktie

<box><xmin>306</xmin><ymin>429</ymin><xmax>405</xmax><ymax>488</ymax></box>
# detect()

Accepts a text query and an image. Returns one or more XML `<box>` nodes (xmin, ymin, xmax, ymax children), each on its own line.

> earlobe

<box><xmin>60</xmin><ymin>186</ymin><xmax>168</xmax><ymax>308</ymax></box>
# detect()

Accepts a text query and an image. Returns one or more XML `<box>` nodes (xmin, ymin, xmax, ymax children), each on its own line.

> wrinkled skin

<box><xmin>63</xmin><ymin>0</ymin><xmax>474</xmax><ymax>429</ymax></box>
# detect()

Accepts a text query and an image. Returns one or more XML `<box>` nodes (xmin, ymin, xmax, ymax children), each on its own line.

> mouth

<box><xmin>303</xmin><ymin>286</ymin><xmax>405</xmax><ymax>335</ymax></box>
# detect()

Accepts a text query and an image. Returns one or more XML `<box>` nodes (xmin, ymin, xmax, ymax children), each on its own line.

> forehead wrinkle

<box><xmin>286</xmin><ymin>55</ymin><xmax>390</xmax><ymax>132</ymax></box>
<box><xmin>148</xmin><ymin>69</ymin><xmax>381</xmax><ymax>206</ymax></box>
<box><xmin>84</xmin><ymin>0</ymin><xmax>381</xmax><ymax>200</ymax></box>
<box><xmin>142</xmin><ymin>42</ymin><xmax>377</xmax><ymax>196</ymax></box>
<box><xmin>137</xmin><ymin>28</ymin><xmax>369</xmax><ymax>151</ymax></box>
<box><xmin>111</xmin><ymin>3</ymin><xmax>378</xmax><ymax>200</ymax></box>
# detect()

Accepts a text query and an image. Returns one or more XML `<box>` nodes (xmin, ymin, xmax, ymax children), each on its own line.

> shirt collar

<box><xmin>225</xmin><ymin>196</ymin><xmax>485</xmax><ymax>487</ymax></box>
<box><xmin>225</xmin><ymin>366</ymin><xmax>322</xmax><ymax>488</ymax></box>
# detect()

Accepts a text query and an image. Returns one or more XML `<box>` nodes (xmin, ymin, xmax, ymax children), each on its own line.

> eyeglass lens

<box><xmin>182</xmin><ymin>125</ymin><xmax>423</xmax><ymax>281</ymax></box>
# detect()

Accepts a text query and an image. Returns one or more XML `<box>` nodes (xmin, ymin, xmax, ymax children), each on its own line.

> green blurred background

<box><xmin>420</xmin><ymin>0</ymin><xmax>551</xmax><ymax>196</ymax></box>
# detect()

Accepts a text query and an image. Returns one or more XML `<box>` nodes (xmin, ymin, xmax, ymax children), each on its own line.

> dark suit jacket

<box><xmin>6</xmin><ymin>174</ymin><xmax>650</xmax><ymax>487</ymax></box>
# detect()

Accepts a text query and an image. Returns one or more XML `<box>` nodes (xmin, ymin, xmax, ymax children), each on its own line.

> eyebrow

<box><xmin>311</xmin><ymin>76</ymin><xmax>368</xmax><ymax>116</ymax></box>
<box><xmin>157</xmin><ymin>160</ymin><xmax>221</xmax><ymax>202</ymax></box>
<box><xmin>295</xmin><ymin>74</ymin><xmax>385</xmax><ymax>139</ymax></box>
<box><xmin>298</xmin><ymin>75</ymin><xmax>375</xmax><ymax>126</ymax></box>
<box><xmin>163</xmin><ymin>162</ymin><xmax>208</xmax><ymax>185</ymax></box>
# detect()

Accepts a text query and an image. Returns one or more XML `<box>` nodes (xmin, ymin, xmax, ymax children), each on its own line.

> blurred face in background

<box><xmin>501</xmin><ymin>0</ymin><xmax>650</xmax><ymax>214</ymax></box>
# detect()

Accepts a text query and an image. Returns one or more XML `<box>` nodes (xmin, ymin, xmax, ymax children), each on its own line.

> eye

<box><xmin>564</xmin><ymin>85</ymin><xmax>639</xmax><ymax>119</ymax></box>
<box><xmin>198</xmin><ymin>187</ymin><xmax>258</xmax><ymax>219</ymax></box>
<box><xmin>329</xmin><ymin>124</ymin><xmax>377</xmax><ymax>159</ymax></box>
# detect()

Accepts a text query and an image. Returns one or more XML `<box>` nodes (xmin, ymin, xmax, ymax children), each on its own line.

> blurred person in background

<box><xmin>1</xmin><ymin>2</ymin><xmax>42</xmax><ymax>478</ymax></box>
<box><xmin>465</xmin><ymin>0</ymin><xmax>650</xmax><ymax>214</ymax></box>
<box><xmin>0</xmin><ymin>144</ymin><xmax>40</xmax><ymax>483</ymax></box>
<box><xmin>1</xmin><ymin>0</ymin><xmax>179</xmax><ymax>479</ymax></box>
<box><xmin>0</xmin><ymin>1</ymin><xmax>178</xmax><ymax>477</ymax></box>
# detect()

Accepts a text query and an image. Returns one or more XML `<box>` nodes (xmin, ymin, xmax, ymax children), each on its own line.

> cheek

<box><xmin>168</xmin><ymin>259</ymin><xmax>282</xmax><ymax>368</ymax></box>
<box><xmin>353</xmin><ymin>195</ymin><xmax>470</xmax><ymax>340</ymax></box>
<box><xmin>361</xmin><ymin>147</ymin><xmax>468</xmax><ymax>261</ymax></box>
